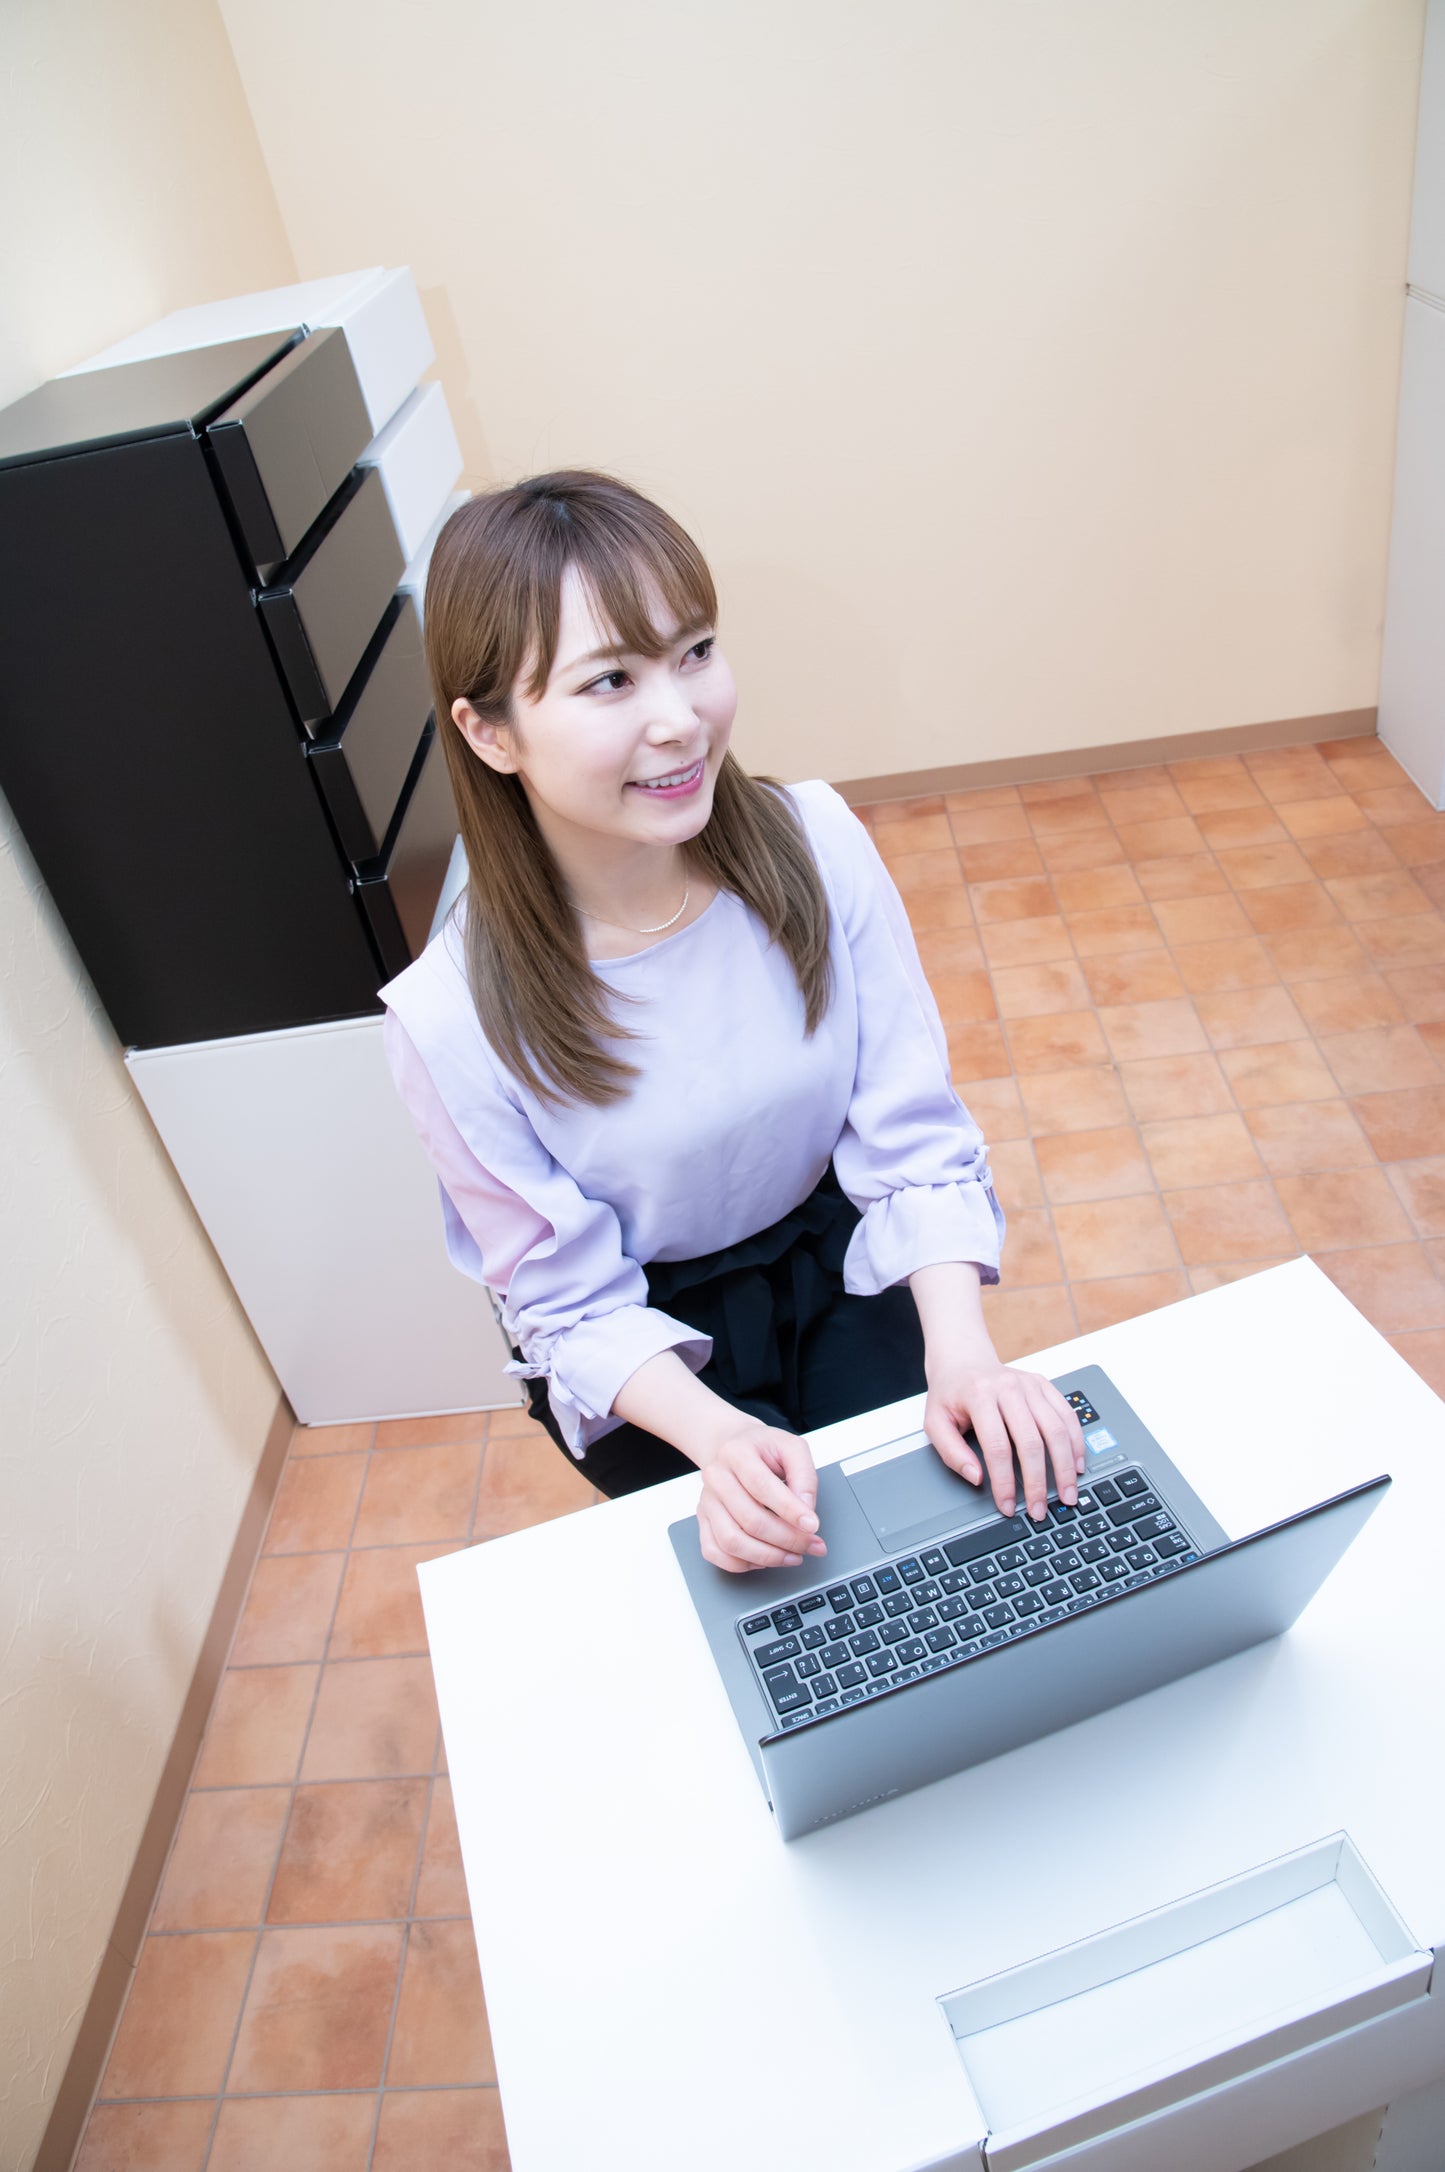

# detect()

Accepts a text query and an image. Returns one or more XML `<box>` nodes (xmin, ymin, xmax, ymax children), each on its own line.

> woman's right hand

<box><xmin>694</xmin><ymin>1420</ymin><xmax>828</xmax><ymax>1574</ymax></box>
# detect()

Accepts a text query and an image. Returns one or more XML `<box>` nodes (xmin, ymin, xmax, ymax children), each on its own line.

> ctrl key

<box><xmin>764</xmin><ymin>1665</ymin><xmax>811</xmax><ymax>1714</ymax></box>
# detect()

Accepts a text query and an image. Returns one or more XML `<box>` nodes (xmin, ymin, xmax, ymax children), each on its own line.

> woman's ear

<box><xmin>451</xmin><ymin>697</ymin><xmax>518</xmax><ymax>775</ymax></box>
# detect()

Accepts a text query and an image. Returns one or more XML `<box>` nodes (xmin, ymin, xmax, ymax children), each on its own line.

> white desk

<box><xmin>420</xmin><ymin>1261</ymin><xmax>1445</xmax><ymax>2171</ymax></box>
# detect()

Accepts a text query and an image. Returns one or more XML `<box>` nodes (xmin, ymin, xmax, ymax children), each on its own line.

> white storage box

<box><xmin>400</xmin><ymin>488</ymin><xmax>471</xmax><ymax>619</ymax></box>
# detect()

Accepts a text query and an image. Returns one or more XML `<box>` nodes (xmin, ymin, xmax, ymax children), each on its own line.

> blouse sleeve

<box><xmin>381</xmin><ymin>1011</ymin><xmax>711</xmax><ymax>1456</ymax></box>
<box><xmin>796</xmin><ymin>784</ymin><xmax>1006</xmax><ymax>1295</ymax></box>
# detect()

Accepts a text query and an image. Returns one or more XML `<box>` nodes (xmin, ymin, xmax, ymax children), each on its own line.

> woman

<box><xmin>383</xmin><ymin>470</ymin><xmax>1083</xmax><ymax>1572</ymax></box>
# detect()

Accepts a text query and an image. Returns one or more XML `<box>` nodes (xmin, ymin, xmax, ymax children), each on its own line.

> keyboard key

<box><xmin>1070</xmin><ymin>1568</ymin><xmax>1102</xmax><ymax>1592</ymax></box>
<box><xmin>742</xmin><ymin>1614</ymin><xmax>771</xmax><ymax>1635</ymax></box>
<box><xmin>821</xmin><ymin>1641</ymin><xmax>851</xmax><ymax>1669</ymax></box>
<box><xmin>1099</xmin><ymin>1560</ymin><xmax>1128</xmax><ymax>1581</ymax></box>
<box><xmin>756</xmin><ymin>1637</ymin><xmax>800</xmax><ymax>1667</ymax></box>
<box><xmin>814</xmin><ymin>1673</ymin><xmax>837</xmax><ymax>1697</ymax></box>
<box><xmin>1107</xmin><ymin>1530</ymin><xmax>1134</xmax><ymax>1552</ymax></box>
<box><xmin>937</xmin><ymin>1597</ymin><xmax>970</xmax><ymax>1621</ymax></box>
<box><xmin>907</xmin><ymin>1608</ymin><xmax>938</xmax><ymax>1633</ymax></box>
<box><xmin>1093</xmin><ymin>1478</ymin><xmax>1121</xmax><ymax>1505</ymax></box>
<box><xmin>799</xmin><ymin>1593</ymin><xmax>827</xmax><ymax>1613</ymax></box>
<box><xmin>831</xmin><ymin>1613</ymin><xmax>856</xmax><ymax>1641</ymax></box>
<box><xmin>1078</xmin><ymin>1540</ymin><xmax>1109</xmax><ymax>1563</ymax></box>
<box><xmin>1014</xmin><ymin>1590</ymin><xmax>1044</xmax><ymax>1615</ymax></box>
<box><xmin>884</xmin><ymin>1593</ymin><xmax>912</xmax><ymax>1618</ymax></box>
<box><xmin>796</xmin><ymin>1654</ymin><xmax>821</xmax><ymax>1677</ymax></box>
<box><xmin>997</xmin><ymin>1546</ymin><xmax>1026</xmax><ymax>1571</ymax></box>
<box><xmin>940</xmin><ymin>1571</ymin><xmax>968</xmax><ymax>1594</ymax></box>
<box><xmin>925</xmin><ymin>1626</ymin><xmax>956</xmax><ymax>1652</ymax></box>
<box><xmin>836</xmin><ymin>1662</ymin><xmax>868</xmax><ymax>1688</ymax></box>
<box><xmin>968</xmin><ymin>1561</ymin><xmax>996</xmax><ymax>1584</ymax></box>
<box><xmin>1052</xmin><ymin>1501</ymin><xmax>1080</xmax><ymax>1523</ymax></box>
<box><xmin>881</xmin><ymin>1621</ymin><xmax>909</xmax><ymax>1645</ymax></box>
<box><xmin>1042</xmin><ymin>1579</ymin><xmax>1070</xmax><ymax>1605</ymax></box>
<box><xmin>771</xmin><ymin>1607</ymin><xmax>802</xmax><ymax>1634</ymax></box>
<box><xmin>1023</xmin><ymin>1537</ymin><xmax>1052</xmax><ymax>1561</ymax></box>
<box><xmin>826</xmin><ymin>1586</ymin><xmax>852</xmax><ymax>1611</ymax></box>
<box><xmin>896</xmin><ymin>1639</ymin><xmax>928</xmax><ymax>1663</ymax></box>
<box><xmin>874</xmin><ymin>1565</ymin><xmax>901</xmax><ymax>1594</ymax></box>
<box><xmin>896</xmin><ymin>1664</ymin><xmax>922</xmax><ymax>1682</ymax></box>
<box><xmin>1126</xmin><ymin>1545</ymin><xmax>1156</xmax><ymax>1570</ymax></box>
<box><xmin>855</xmin><ymin>1602</ymin><xmax>885</xmax><ymax>1627</ymax></box>
<box><xmin>1116</xmin><ymin>1469</ymin><xmax>1147</xmax><ymax>1496</ymax></box>
<box><xmin>1053</xmin><ymin>1549</ymin><xmax>1081</xmax><ymax>1573</ymax></box>
<box><xmin>916</xmin><ymin>1580</ymin><xmax>942</xmax><ymax>1604</ymax></box>
<box><xmin>970</xmin><ymin>1581</ymin><xmax>996</xmax><ymax>1606</ymax></box>
<box><xmin>1156</xmin><ymin>1532</ymin><xmax>1190</xmax><ymax>1557</ymax></box>
<box><xmin>995</xmin><ymin>1573</ymin><xmax>1025</xmax><ymax>1598</ymax></box>
<box><xmin>898</xmin><ymin>1558</ymin><xmax>924</xmax><ymax>1583</ymax></box>
<box><xmin>1132</xmin><ymin>1512</ymin><xmax>1175</xmax><ymax>1541</ymax></box>
<box><xmin>983</xmin><ymin>1602</ymin><xmax>1014</xmax><ymax>1628</ymax></box>
<box><xmin>771</xmin><ymin>1680</ymin><xmax>811</xmax><ymax>1714</ymax></box>
<box><xmin>943</xmin><ymin>1525</ymin><xmax>1015</xmax><ymax>1570</ymax></box>
<box><xmin>979</xmin><ymin>1630</ymin><xmax>1009</xmax><ymax>1649</ymax></box>
<box><xmin>781</xmin><ymin>1710</ymin><xmax>812</xmax><ymax>1728</ymax></box>
<box><xmin>1079</xmin><ymin>1513</ymin><xmax>1110</xmax><ymax>1539</ymax></box>
<box><xmin>841</xmin><ymin>1687</ymin><xmax>867</xmax><ymax>1705</ymax></box>
<box><xmin>867</xmin><ymin>1649</ymin><xmax>899</xmax><ymax>1677</ymax></box>
<box><xmin>1022</xmin><ymin>1562</ymin><xmax>1052</xmax><ymax>1586</ymax></box>
<box><xmin>921</xmin><ymin>1548</ymin><xmax>948</xmax><ymax>1575</ymax></box>
<box><xmin>800</xmin><ymin>1625</ymin><xmax>827</xmax><ymax>1649</ymax></box>
<box><xmin>851</xmin><ymin>1576</ymin><xmax>878</xmax><ymax>1604</ymax></box>
<box><xmin>815</xmin><ymin>1696</ymin><xmax>839</xmax><ymax>1714</ymax></box>
<box><xmin>849</xmin><ymin>1630</ymin><xmax>881</xmax><ymax>1656</ymax></box>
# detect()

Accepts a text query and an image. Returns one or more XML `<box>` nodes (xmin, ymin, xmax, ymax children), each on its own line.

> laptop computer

<box><xmin>669</xmin><ymin>1364</ymin><xmax>1388</xmax><ymax>1840</ymax></box>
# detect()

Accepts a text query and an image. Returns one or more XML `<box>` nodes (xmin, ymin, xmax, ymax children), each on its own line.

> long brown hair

<box><xmin>424</xmin><ymin>471</ymin><xmax>831</xmax><ymax>1106</ymax></box>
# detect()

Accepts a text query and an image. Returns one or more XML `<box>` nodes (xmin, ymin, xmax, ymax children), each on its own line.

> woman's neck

<box><xmin>529</xmin><ymin>803</ymin><xmax>701</xmax><ymax>953</ymax></box>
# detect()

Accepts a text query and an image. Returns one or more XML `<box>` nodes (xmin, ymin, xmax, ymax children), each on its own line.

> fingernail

<box><xmin>1030</xmin><ymin>1501</ymin><xmax>1045</xmax><ymax>1522</ymax></box>
<box><xmin>1000</xmin><ymin>1498</ymin><xmax>1015</xmax><ymax>1517</ymax></box>
<box><xmin>809</xmin><ymin>1539</ymin><xmax>827</xmax><ymax>1555</ymax></box>
<box><xmin>784</xmin><ymin>1554</ymin><xmax>802</xmax><ymax>1567</ymax></box>
<box><xmin>1065</xmin><ymin>1485</ymin><xmax>1078</xmax><ymax>1505</ymax></box>
<box><xmin>800</xmin><ymin>1511</ymin><xmax>818</xmax><ymax>1532</ymax></box>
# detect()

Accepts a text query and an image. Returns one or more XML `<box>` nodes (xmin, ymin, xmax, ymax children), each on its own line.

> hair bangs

<box><xmin>517</xmin><ymin>491</ymin><xmax>717</xmax><ymax>699</ymax></box>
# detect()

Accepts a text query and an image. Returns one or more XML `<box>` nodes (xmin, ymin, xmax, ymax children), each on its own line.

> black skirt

<box><xmin>518</xmin><ymin>1167</ymin><xmax>927</xmax><ymax>1499</ymax></box>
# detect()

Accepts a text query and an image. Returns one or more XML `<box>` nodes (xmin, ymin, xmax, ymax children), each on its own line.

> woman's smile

<box><xmin>627</xmin><ymin>757</ymin><xmax>706</xmax><ymax>799</ymax></box>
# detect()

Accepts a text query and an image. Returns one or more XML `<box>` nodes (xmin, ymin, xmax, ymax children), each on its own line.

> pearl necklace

<box><xmin>573</xmin><ymin>882</ymin><xmax>691</xmax><ymax>937</ymax></box>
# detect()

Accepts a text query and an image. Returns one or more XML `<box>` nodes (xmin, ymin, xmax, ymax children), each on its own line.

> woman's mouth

<box><xmin>627</xmin><ymin>758</ymin><xmax>705</xmax><ymax>800</ymax></box>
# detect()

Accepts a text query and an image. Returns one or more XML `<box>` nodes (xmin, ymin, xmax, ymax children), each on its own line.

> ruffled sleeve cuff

<box><xmin>841</xmin><ymin>1180</ymin><xmax>1005</xmax><ymax>1297</ymax></box>
<box><xmin>506</xmin><ymin>1302</ymin><xmax>712</xmax><ymax>1456</ymax></box>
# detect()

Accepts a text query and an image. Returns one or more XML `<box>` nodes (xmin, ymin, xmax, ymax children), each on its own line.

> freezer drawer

<box><xmin>207</xmin><ymin>327</ymin><xmax>372</xmax><ymax>579</ymax></box>
<box><xmin>359</xmin><ymin>381</ymin><xmax>464</xmax><ymax>563</ymax></box>
<box><xmin>353</xmin><ymin>719</ymin><xmax>458</xmax><ymax>976</ymax></box>
<box><xmin>258</xmin><ymin>464</ymin><xmax>405</xmax><ymax>729</ymax></box>
<box><xmin>308</xmin><ymin>594</ymin><xmax>432</xmax><ymax>862</ymax></box>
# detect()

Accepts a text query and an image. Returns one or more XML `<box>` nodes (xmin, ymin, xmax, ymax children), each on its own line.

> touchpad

<box><xmin>842</xmin><ymin>1430</ymin><xmax>1001</xmax><ymax>1554</ymax></box>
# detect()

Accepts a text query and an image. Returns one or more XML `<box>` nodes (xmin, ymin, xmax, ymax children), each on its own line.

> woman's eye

<box><xmin>685</xmin><ymin>637</ymin><xmax>715</xmax><ymax>666</ymax></box>
<box><xmin>582</xmin><ymin>669</ymin><xmax>630</xmax><ymax>694</ymax></box>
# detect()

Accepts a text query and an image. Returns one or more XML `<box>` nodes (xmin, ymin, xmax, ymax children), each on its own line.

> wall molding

<box><xmin>36</xmin><ymin>1391</ymin><xmax>295</xmax><ymax>2172</ymax></box>
<box><xmin>832</xmin><ymin>707</ymin><xmax>1377</xmax><ymax>806</ymax></box>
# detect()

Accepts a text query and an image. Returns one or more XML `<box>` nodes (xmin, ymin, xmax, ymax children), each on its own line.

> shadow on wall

<box><xmin>420</xmin><ymin>283</ymin><xmax>495</xmax><ymax>488</ymax></box>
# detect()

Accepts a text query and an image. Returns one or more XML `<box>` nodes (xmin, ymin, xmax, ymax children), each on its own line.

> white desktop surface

<box><xmin>419</xmin><ymin>1261</ymin><xmax>1445</xmax><ymax>2171</ymax></box>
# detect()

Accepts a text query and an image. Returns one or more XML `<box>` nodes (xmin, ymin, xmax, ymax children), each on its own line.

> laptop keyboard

<box><xmin>737</xmin><ymin>1465</ymin><xmax>1201</xmax><ymax>1733</ymax></box>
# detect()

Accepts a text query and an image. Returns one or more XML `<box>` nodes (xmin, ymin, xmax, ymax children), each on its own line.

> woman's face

<box><xmin>452</xmin><ymin>563</ymin><xmax>737</xmax><ymax>857</ymax></box>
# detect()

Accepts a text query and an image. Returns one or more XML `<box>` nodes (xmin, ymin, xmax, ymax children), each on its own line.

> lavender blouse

<box><xmin>381</xmin><ymin>780</ymin><xmax>1003</xmax><ymax>1454</ymax></box>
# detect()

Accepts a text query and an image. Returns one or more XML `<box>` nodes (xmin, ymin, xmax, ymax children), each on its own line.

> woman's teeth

<box><xmin>634</xmin><ymin>760</ymin><xmax>703</xmax><ymax>790</ymax></box>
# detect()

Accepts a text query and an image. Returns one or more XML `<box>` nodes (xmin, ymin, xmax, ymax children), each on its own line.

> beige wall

<box><xmin>218</xmin><ymin>0</ymin><xmax>1425</xmax><ymax>786</ymax></box>
<box><xmin>0</xmin><ymin>6</ymin><xmax>295</xmax><ymax>2166</ymax></box>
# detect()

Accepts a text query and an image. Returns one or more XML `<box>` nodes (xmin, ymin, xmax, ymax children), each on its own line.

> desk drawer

<box><xmin>258</xmin><ymin>464</ymin><xmax>404</xmax><ymax>729</ymax></box>
<box><xmin>359</xmin><ymin>382</ymin><xmax>463</xmax><ymax>564</ymax></box>
<box><xmin>308</xmin><ymin>594</ymin><xmax>430</xmax><ymax>863</ymax></box>
<box><xmin>354</xmin><ymin>719</ymin><xmax>458</xmax><ymax>975</ymax></box>
<box><xmin>207</xmin><ymin>328</ymin><xmax>371</xmax><ymax>579</ymax></box>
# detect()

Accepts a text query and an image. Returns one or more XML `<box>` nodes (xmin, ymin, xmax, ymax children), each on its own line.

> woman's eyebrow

<box><xmin>566</xmin><ymin>619</ymin><xmax>713</xmax><ymax>672</ymax></box>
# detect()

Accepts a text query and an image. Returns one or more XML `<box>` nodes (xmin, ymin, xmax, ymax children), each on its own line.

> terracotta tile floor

<box><xmin>75</xmin><ymin>735</ymin><xmax>1445</xmax><ymax>2169</ymax></box>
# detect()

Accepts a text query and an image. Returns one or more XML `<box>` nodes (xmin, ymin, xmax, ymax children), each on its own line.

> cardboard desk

<box><xmin>420</xmin><ymin>1261</ymin><xmax>1445</xmax><ymax>2171</ymax></box>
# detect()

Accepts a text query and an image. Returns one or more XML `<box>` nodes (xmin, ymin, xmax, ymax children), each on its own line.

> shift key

<box><xmin>755</xmin><ymin>1636</ymin><xmax>800</xmax><ymax>1667</ymax></box>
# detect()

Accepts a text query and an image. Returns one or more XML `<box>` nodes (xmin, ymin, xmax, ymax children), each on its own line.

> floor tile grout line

<box><xmin>142</xmin><ymin>1910</ymin><xmax>472</xmax><ymax>1938</ymax></box>
<box><xmin>92</xmin><ymin>2081</ymin><xmax>502</xmax><ymax>2107</ymax></box>
<box><xmin>363</xmin><ymin>1722</ymin><xmax>447</xmax><ymax>2167</ymax></box>
<box><xmin>197</xmin><ymin>1421</ymin><xmax>378</xmax><ymax>2169</ymax></box>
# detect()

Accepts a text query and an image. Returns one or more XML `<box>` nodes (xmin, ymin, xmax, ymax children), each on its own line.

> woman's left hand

<box><xmin>924</xmin><ymin>1355</ymin><xmax>1085</xmax><ymax>1523</ymax></box>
